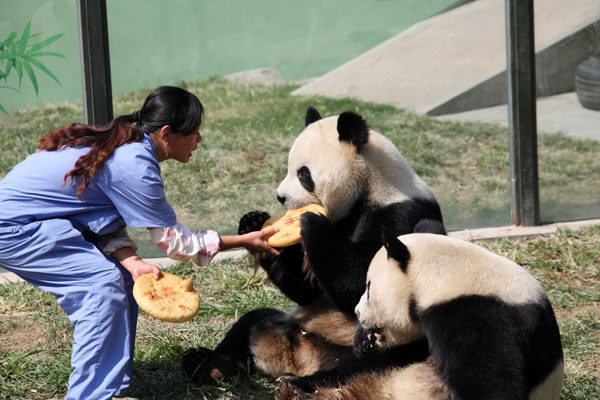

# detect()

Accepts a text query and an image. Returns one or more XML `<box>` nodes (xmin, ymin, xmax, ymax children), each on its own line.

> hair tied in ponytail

<box><xmin>132</xmin><ymin>110</ymin><xmax>141</xmax><ymax>123</ymax></box>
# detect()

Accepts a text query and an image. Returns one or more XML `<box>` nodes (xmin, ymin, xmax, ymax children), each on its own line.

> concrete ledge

<box><xmin>448</xmin><ymin>218</ymin><xmax>600</xmax><ymax>242</ymax></box>
<box><xmin>0</xmin><ymin>271</ymin><xmax>23</xmax><ymax>284</ymax></box>
<box><xmin>146</xmin><ymin>248</ymin><xmax>249</xmax><ymax>269</ymax></box>
<box><xmin>1</xmin><ymin>221</ymin><xmax>598</xmax><ymax>286</ymax></box>
<box><xmin>435</xmin><ymin>92</ymin><xmax>600</xmax><ymax>141</ymax></box>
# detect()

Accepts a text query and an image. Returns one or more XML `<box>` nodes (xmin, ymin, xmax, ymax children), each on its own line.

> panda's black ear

<box><xmin>305</xmin><ymin>107</ymin><xmax>322</xmax><ymax>126</ymax></box>
<box><xmin>381</xmin><ymin>227</ymin><xmax>410</xmax><ymax>273</ymax></box>
<box><xmin>337</xmin><ymin>111</ymin><xmax>369</xmax><ymax>148</ymax></box>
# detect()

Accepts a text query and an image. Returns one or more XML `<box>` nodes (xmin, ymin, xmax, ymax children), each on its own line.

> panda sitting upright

<box><xmin>276</xmin><ymin>232</ymin><xmax>564</xmax><ymax>400</ymax></box>
<box><xmin>181</xmin><ymin>107</ymin><xmax>446</xmax><ymax>384</ymax></box>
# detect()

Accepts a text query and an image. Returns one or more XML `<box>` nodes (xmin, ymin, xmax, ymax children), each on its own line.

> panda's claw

<box><xmin>275</xmin><ymin>374</ymin><xmax>314</xmax><ymax>400</ymax></box>
<box><xmin>238</xmin><ymin>210</ymin><xmax>271</xmax><ymax>235</ymax></box>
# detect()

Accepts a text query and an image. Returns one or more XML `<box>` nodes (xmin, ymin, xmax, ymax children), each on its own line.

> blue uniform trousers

<box><xmin>0</xmin><ymin>219</ymin><xmax>137</xmax><ymax>400</ymax></box>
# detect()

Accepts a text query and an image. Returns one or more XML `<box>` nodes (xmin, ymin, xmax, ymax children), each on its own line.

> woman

<box><xmin>0</xmin><ymin>86</ymin><xmax>278</xmax><ymax>399</ymax></box>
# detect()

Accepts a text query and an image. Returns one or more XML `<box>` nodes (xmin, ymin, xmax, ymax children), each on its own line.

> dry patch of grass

<box><xmin>0</xmin><ymin>312</ymin><xmax>45</xmax><ymax>353</ymax></box>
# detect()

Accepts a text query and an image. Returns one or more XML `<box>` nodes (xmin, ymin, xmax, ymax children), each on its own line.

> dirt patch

<box><xmin>554</xmin><ymin>302</ymin><xmax>599</xmax><ymax>320</ymax></box>
<box><xmin>0</xmin><ymin>311</ymin><xmax>45</xmax><ymax>353</ymax></box>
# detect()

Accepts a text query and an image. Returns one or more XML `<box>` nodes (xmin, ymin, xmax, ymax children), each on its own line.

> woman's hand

<box><xmin>220</xmin><ymin>227</ymin><xmax>280</xmax><ymax>256</ymax></box>
<box><xmin>242</xmin><ymin>228</ymin><xmax>281</xmax><ymax>256</ymax></box>
<box><xmin>112</xmin><ymin>246</ymin><xmax>162</xmax><ymax>281</ymax></box>
<box><xmin>127</xmin><ymin>259</ymin><xmax>162</xmax><ymax>281</ymax></box>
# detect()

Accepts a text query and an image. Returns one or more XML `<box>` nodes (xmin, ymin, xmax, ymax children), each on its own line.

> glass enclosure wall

<box><xmin>533</xmin><ymin>4</ymin><xmax>600</xmax><ymax>223</ymax></box>
<box><xmin>3</xmin><ymin>1</ymin><xmax>598</xmax><ymax>259</ymax></box>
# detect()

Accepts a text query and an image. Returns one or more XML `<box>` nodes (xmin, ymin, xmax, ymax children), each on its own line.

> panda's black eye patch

<box><xmin>297</xmin><ymin>166</ymin><xmax>315</xmax><ymax>193</ymax></box>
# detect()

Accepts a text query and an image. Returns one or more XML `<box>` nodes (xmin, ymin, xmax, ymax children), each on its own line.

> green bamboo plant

<box><xmin>0</xmin><ymin>21</ymin><xmax>65</xmax><ymax>114</ymax></box>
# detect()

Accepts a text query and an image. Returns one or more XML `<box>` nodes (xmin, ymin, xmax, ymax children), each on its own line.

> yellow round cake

<box><xmin>261</xmin><ymin>204</ymin><xmax>327</xmax><ymax>247</ymax></box>
<box><xmin>133</xmin><ymin>273</ymin><xmax>200</xmax><ymax>323</ymax></box>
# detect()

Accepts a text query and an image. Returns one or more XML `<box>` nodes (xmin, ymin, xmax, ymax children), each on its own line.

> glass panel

<box><xmin>534</xmin><ymin>2</ymin><xmax>600</xmax><ymax>223</ymax></box>
<box><xmin>2</xmin><ymin>1</ymin><xmax>518</xmax><ymax>260</ymax></box>
<box><xmin>425</xmin><ymin>1</ymin><xmax>512</xmax><ymax>230</ymax></box>
<box><xmin>106</xmin><ymin>0</ymin><xmax>517</xmax><ymax>256</ymax></box>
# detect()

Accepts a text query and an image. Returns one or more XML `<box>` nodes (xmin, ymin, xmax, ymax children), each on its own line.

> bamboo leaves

<box><xmin>0</xmin><ymin>21</ymin><xmax>65</xmax><ymax>114</ymax></box>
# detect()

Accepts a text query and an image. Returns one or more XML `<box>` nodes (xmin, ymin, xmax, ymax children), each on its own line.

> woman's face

<box><xmin>167</xmin><ymin>128</ymin><xmax>202</xmax><ymax>163</ymax></box>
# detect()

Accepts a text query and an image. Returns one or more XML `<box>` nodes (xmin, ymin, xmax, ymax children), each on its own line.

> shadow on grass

<box><xmin>128</xmin><ymin>351</ymin><xmax>275</xmax><ymax>400</ymax></box>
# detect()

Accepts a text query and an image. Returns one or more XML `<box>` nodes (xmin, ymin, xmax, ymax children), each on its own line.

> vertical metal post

<box><xmin>77</xmin><ymin>0</ymin><xmax>113</xmax><ymax>126</ymax></box>
<box><xmin>505</xmin><ymin>0</ymin><xmax>540</xmax><ymax>226</ymax></box>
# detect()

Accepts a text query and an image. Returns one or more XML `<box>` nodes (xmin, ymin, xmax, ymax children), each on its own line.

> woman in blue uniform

<box><xmin>0</xmin><ymin>86</ymin><xmax>279</xmax><ymax>400</ymax></box>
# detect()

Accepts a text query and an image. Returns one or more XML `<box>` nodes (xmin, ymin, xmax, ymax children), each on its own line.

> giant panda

<box><xmin>181</xmin><ymin>107</ymin><xmax>446</xmax><ymax>384</ymax></box>
<box><xmin>275</xmin><ymin>232</ymin><xmax>564</xmax><ymax>400</ymax></box>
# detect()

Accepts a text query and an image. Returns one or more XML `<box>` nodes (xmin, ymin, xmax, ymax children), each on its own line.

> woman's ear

<box><xmin>158</xmin><ymin>125</ymin><xmax>171</xmax><ymax>140</ymax></box>
<box><xmin>154</xmin><ymin>125</ymin><xmax>172</xmax><ymax>161</ymax></box>
<box><xmin>157</xmin><ymin>125</ymin><xmax>172</xmax><ymax>148</ymax></box>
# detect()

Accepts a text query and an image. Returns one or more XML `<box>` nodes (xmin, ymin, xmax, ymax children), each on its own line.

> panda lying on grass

<box><xmin>275</xmin><ymin>232</ymin><xmax>564</xmax><ymax>400</ymax></box>
<box><xmin>182</xmin><ymin>108</ymin><xmax>446</xmax><ymax>384</ymax></box>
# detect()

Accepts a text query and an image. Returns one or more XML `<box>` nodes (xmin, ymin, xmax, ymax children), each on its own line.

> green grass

<box><xmin>0</xmin><ymin>78</ymin><xmax>599</xmax><ymax>398</ymax></box>
<box><xmin>0</xmin><ymin>226</ymin><xmax>598</xmax><ymax>399</ymax></box>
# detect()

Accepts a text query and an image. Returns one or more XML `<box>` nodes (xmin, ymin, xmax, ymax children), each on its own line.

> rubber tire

<box><xmin>575</xmin><ymin>56</ymin><xmax>600</xmax><ymax>111</ymax></box>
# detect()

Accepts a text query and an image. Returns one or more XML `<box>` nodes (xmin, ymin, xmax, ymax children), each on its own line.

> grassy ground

<box><xmin>0</xmin><ymin>226</ymin><xmax>598</xmax><ymax>399</ymax></box>
<box><xmin>0</xmin><ymin>79</ymin><xmax>598</xmax><ymax>398</ymax></box>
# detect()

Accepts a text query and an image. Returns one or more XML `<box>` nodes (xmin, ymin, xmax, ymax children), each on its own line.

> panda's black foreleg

<box><xmin>182</xmin><ymin>307</ymin><xmax>286</xmax><ymax>385</ymax></box>
<box><xmin>275</xmin><ymin>339</ymin><xmax>430</xmax><ymax>399</ymax></box>
<box><xmin>238</xmin><ymin>211</ymin><xmax>323</xmax><ymax>305</ymax></box>
<box><xmin>301</xmin><ymin>212</ymin><xmax>375</xmax><ymax>314</ymax></box>
<box><xmin>182</xmin><ymin>346</ymin><xmax>247</xmax><ymax>385</ymax></box>
<box><xmin>266</xmin><ymin>244</ymin><xmax>323</xmax><ymax>305</ymax></box>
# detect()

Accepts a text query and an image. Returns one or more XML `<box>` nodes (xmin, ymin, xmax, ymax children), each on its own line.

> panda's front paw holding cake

<box><xmin>300</xmin><ymin>211</ymin><xmax>332</xmax><ymax>242</ymax></box>
<box><xmin>275</xmin><ymin>373</ymin><xmax>316</xmax><ymax>400</ymax></box>
<box><xmin>239</xmin><ymin>211</ymin><xmax>272</xmax><ymax>256</ymax></box>
<box><xmin>238</xmin><ymin>211</ymin><xmax>271</xmax><ymax>235</ymax></box>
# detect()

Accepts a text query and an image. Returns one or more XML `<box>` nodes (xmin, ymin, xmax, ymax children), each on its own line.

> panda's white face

<box><xmin>355</xmin><ymin>246</ymin><xmax>424</xmax><ymax>348</ymax></box>
<box><xmin>276</xmin><ymin>116</ymin><xmax>366</xmax><ymax>222</ymax></box>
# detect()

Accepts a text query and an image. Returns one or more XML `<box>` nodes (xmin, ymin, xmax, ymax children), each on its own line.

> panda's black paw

<box><xmin>275</xmin><ymin>374</ymin><xmax>315</xmax><ymax>400</ymax></box>
<box><xmin>181</xmin><ymin>347</ymin><xmax>244</xmax><ymax>386</ymax></box>
<box><xmin>353</xmin><ymin>326</ymin><xmax>383</xmax><ymax>356</ymax></box>
<box><xmin>238</xmin><ymin>211</ymin><xmax>271</xmax><ymax>235</ymax></box>
<box><xmin>300</xmin><ymin>211</ymin><xmax>332</xmax><ymax>242</ymax></box>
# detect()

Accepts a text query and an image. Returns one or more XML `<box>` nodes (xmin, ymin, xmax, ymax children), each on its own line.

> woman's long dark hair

<box><xmin>37</xmin><ymin>86</ymin><xmax>204</xmax><ymax>198</ymax></box>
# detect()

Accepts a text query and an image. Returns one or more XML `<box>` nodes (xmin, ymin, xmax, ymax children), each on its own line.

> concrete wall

<box><xmin>429</xmin><ymin>21</ymin><xmax>600</xmax><ymax>116</ymax></box>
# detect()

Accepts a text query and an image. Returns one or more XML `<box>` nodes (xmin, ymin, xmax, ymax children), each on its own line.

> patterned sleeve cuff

<box><xmin>148</xmin><ymin>223</ymin><xmax>221</xmax><ymax>266</ymax></box>
<box><xmin>97</xmin><ymin>229</ymin><xmax>138</xmax><ymax>256</ymax></box>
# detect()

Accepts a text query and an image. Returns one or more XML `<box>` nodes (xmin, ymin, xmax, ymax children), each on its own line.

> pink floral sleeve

<box><xmin>147</xmin><ymin>223</ymin><xmax>221</xmax><ymax>266</ymax></box>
